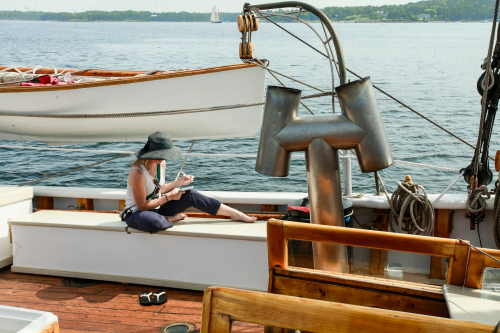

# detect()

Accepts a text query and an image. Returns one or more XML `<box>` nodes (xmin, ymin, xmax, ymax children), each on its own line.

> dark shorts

<box><xmin>125</xmin><ymin>190</ymin><xmax>221</xmax><ymax>233</ymax></box>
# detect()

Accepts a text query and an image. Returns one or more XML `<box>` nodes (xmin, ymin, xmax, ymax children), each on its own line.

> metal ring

<box><xmin>159</xmin><ymin>322</ymin><xmax>196</xmax><ymax>333</ymax></box>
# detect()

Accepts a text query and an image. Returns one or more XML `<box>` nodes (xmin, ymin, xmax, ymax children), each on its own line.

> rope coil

<box><xmin>384</xmin><ymin>176</ymin><xmax>435</xmax><ymax>236</ymax></box>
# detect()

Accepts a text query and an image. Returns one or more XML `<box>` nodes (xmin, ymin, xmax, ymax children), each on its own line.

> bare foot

<box><xmin>231</xmin><ymin>213</ymin><xmax>257</xmax><ymax>223</ymax></box>
<box><xmin>167</xmin><ymin>213</ymin><xmax>187</xmax><ymax>222</ymax></box>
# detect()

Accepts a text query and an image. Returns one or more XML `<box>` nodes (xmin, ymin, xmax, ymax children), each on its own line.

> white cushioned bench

<box><xmin>0</xmin><ymin>187</ymin><xmax>33</xmax><ymax>269</ymax></box>
<box><xmin>9</xmin><ymin>210</ymin><xmax>268</xmax><ymax>291</ymax></box>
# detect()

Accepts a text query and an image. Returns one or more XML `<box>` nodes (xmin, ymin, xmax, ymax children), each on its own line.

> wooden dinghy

<box><xmin>0</xmin><ymin>64</ymin><xmax>266</xmax><ymax>143</ymax></box>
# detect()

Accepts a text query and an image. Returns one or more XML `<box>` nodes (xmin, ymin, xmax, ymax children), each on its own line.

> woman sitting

<box><xmin>121</xmin><ymin>131</ymin><xmax>257</xmax><ymax>233</ymax></box>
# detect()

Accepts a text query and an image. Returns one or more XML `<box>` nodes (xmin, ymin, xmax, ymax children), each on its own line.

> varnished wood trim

<box><xmin>271</xmin><ymin>273</ymin><xmax>448</xmax><ymax>317</ymax></box>
<box><xmin>0</xmin><ymin>66</ymin><xmax>145</xmax><ymax>77</ymax></box>
<box><xmin>464</xmin><ymin>249</ymin><xmax>486</xmax><ymax>289</ymax></box>
<box><xmin>0</xmin><ymin>63</ymin><xmax>257</xmax><ymax>93</ymax></box>
<box><xmin>37</xmin><ymin>196</ymin><xmax>54</xmax><ymax>210</ymax></box>
<box><xmin>369</xmin><ymin>209</ymin><xmax>388</xmax><ymax>275</ymax></box>
<box><xmin>261</xmin><ymin>204</ymin><xmax>278</xmax><ymax>212</ymax></box>
<box><xmin>203</xmin><ymin>287</ymin><xmax>494</xmax><ymax>333</ymax></box>
<box><xmin>33</xmin><ymin>208</ymin><xmax>282</xmax><ymax>221</ymax></box>
<box><xmin>481</xmin><ymin>248</ymin><xmax>500</xmax><ymax>268</ymax></box>
<box><xmin>430</xmin><ymin>209</ymin><xmax>452</xmax><ymax>280</ymax></box>
<box><xmin>278</xmin><ymin>220</ymin><xmax>458</xmax><ymax>257</ymax></box>
<box><xmin>267</xmin><ymin>220</ymin><xmax>287</xmax><ymax>269</ymax></box>
<box><xmin>201</xmin><ymin>287</ymin><xmax>214</xmax><ymax>333</ymax></box>
<box><xmin>119</xmin><ymin>200</ymin><xmax>126</xmax><ymax>211</ymax></box>
<box><xmin>448</xmin><ymin>240</ymin><xmax>470</xmax><ymax>286</ymax></box>
<box><xmin>274</xmin><ymin>267</ymin><xmax>444</xmax><ymax>298</ymax></box>
<box><xmin>77</xmin><ymin>198</ymin><xmax>94</xmax><ymax>211</ymax></box>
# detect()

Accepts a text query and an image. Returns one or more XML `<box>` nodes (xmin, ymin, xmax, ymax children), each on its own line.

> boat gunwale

<box><xmin>0</xmin><ymin>63</ymin><xmax>257</xmax><ymax>93</ymax></box>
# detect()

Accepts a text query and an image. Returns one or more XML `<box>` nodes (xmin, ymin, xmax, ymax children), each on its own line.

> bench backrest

<box><xmin>200</xmin><ymin>286</ymin><xmax>494</xmax><ymax>333</ymax></box>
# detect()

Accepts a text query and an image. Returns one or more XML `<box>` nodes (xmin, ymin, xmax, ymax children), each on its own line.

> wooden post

<box><xmin>268</xmin><ymin>219</ymin><xmax>287</xmax><ymax>269</ymax></box>
<box><xmin>464</xmin><ymin>249</ymin><xmax>486</xmax><ymax>289</ymax></box>
<box><xmin>430</xmin><ymin>209</ymin><xmax>452</xmax><ymax>281</ymax></box>
<box><xmin>37</xmin><ymin>196</ymin><xmax>54</xmax><ymax>210</ymax></box>
<box><xmin>369</xmin><ymin>209</ymin><xmax>388</xmax><ymax>275</ymax></box>
<box><xmin>448</xmin><ymin>240</ymin><xmax>470</xmax><ymax>286</ymax></box>
<box><xmin>77</xmin><ymin>198</ymin><xmax>94</xmax><ymax>210</ymax></box>
<box><xmin>201</xmin><ymin>288</ymin><xmax>232</xmax><ymax>333</ymax></box>
<box><xmin>119</xmin><ymin>200</ymin><xmax>126</xmax><ymax>211</ymax></box>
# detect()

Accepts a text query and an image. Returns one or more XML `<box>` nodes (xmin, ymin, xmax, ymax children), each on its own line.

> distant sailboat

<box><xmin>210</xmin><ymin>5</ymin><xmax>222</xmax><ymax>23</ymax></box>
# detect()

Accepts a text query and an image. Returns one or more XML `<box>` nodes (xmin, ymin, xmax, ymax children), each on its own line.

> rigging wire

<box><xmin>465</xmin><ymin>0</ymin><xmax>500</xmax><ymax>244</ymax></box>
<box><xmin>473</xmin><ymin>4</ymin><xmax>500</xmax><ymax>178</ymax></box>
<box><xmin>17</xmin><ymin>153</ymin><xmax>131</xmax><ymax>187</ymax></box>
<box><xmin>252</xmin><ymin>59</ymin><xmax>316</xmax><ymax>115</ymax></box>
<box><xmin>255</xmin><ymin>11</ymin><xmax>494</xmax><ymax>160</ymax></box>
<box><xmin>0</xmin><ymin>144</ymin><xmax>462</xmax><ymax>172</ymax></box>
<box><xmin>458</xmin><ymin>239</ymin><xmax>500</xmax><ymax>265</ymax></box>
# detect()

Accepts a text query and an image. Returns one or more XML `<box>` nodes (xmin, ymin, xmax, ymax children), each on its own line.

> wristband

<box><xmin>166</xmin><ymin>193</ymin><xmax>169</xmax><ymax>202</ymax></box>
<box><xmin>157</xmin><ymin>198</ymin><xmax>161</xmax><ymax>206</ymax></box>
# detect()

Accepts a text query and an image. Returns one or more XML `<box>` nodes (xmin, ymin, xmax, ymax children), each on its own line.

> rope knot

<box><xmin>465</xmin><ymin>185</ymin><xmax>490</xmax><ymax>217</ymax></box>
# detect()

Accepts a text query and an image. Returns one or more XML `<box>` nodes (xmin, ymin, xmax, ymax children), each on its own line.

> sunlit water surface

<box><xmin>0</xmin><ymin>20</ymin><xmax>495</xmax><ymax>195</ymax></box>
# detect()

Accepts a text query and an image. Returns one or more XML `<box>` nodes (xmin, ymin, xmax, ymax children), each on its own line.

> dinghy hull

<box><xmin>0</xmin><ymin>64</ymin><xmax>266</xmax><ymax>143</ymax></box>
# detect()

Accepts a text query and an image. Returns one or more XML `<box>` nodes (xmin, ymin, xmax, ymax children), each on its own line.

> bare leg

<box><xmin>217</xmin><ymin>204</ymin><xmax>257</xmax><ymax>223</ymax></box>
<box><xmin>166</xmin><ymin>213</ymin><xmax>187</xmax><ymax>222</ymax></box>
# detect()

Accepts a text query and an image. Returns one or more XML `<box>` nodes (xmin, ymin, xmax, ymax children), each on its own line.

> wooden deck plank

<box><xmin>59</xmin><ymin>319</ymin><xmax>164</xmax><ymax>333</ymax></box>
<box><xmin>0</xmin><ymin>299</ymin><xmax>201</xmax><ymax>322</ymax></box>
<box><xmin>0</xmin><ymin>267</ymin><xmax>262</xmax><ymax>333</ymax></box>
<box><xmin>0</xmin><ymin>288</ymin><xmax>201</xmax><ymax>303</ymax></box>
<box><xmin>0</xmin><ymin>271</ymin><xmax>203</xmax><ymax>295</ymax></box>
<box><xmin>57</xmin><ymin>328</ymin><xmax>102</xmax><ymax>333</ymax></box>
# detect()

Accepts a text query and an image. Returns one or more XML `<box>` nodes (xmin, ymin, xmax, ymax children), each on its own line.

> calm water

<box><xmin>0</xmin><ymin>20</ymin><xmax>495</xmax><ymax>194</ymax></box>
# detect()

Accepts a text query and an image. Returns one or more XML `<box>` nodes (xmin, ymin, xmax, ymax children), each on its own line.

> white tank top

<box><xmin>125</xmin><ymin>164</ymin><xmax>165</xmax><ymax>210</ymax></box>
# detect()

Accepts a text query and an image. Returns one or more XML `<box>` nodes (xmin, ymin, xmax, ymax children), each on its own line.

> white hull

<box><xmin>0</xmin><ymin>65</ymin><xmax>266</xmax><ymax>143</ymax></box>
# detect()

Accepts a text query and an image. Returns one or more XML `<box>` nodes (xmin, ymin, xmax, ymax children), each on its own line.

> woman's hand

<box><xmin>177</xmin><ymin>174</ymin><xmax>194</xmax><ymax>186</ymax></box>
<box><xmin>167</xmin><ymin>188</ymin><xmax>185</xmax><ymax>201</ymax></box>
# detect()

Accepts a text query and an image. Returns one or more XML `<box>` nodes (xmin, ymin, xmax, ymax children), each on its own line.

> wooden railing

<box><xmin>268</xmin><ymin>219</ymin><xmax>500</xmax><ymax>289</ymax></box>
<box><xmin>200</xmin><ymin>287</ymin><xmax>494</xmax><ymax>333</ymax></box>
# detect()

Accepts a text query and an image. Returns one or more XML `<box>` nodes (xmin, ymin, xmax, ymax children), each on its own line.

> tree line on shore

<box><xmin>0</xmin><ymin>0</ymin><xmax>494</xmax><ymax>22</ymax></box>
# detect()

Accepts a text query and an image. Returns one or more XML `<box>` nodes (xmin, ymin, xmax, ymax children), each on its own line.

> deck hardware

<box><xmin>159</xmin><ymin>322</ymin><xmax>195</xmax><ymax>333</ymax></box>
<box><xmin>255</xmin><ymin>81</ymin><xmax>393</xmax><ymax>273</ymax></box>
<box><xmin>238</xmin><ymin>14</ymin><xmax>257</xmax><ymax>59</ymax></box>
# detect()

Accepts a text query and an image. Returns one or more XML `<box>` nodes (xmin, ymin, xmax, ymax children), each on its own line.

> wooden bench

<box><xmin>8</xmin><ymin>210</ymin><xmax>269</xmax><ymax>291</ymax></box>
<box><xmin>267</xmin><ymin>219</ymin><xmax>500</xmax><ymax>318</ymax></box>
<box><xmin>200</xmin><ymin>286</ymin><xmax>495</xmax><ymax>333</ymax></box>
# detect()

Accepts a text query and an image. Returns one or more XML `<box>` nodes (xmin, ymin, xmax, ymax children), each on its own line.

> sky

<box><xmin>0</xmin><ymin>0</ymin><xmax>416</xmax><ymax>13</ymax></box>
